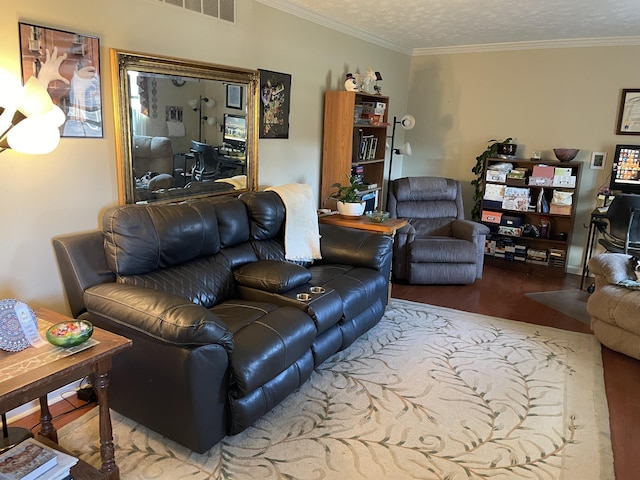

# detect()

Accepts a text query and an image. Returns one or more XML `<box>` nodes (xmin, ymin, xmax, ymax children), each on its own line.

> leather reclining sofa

<box><xmin>53</xmin><ymin>191</ymin><xmax>393</xmax><ymax>453</ymax></box>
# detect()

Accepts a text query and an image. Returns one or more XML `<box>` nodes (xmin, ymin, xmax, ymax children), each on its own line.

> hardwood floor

<box><xmin>9</xmin><ymin>263</ymin><xmax>639</xmax><ymax>479</ymax></box>
<box><xmin>392</xmin><ymin>263</ymin><xmax>640</xmax><ymax>480</ymax></box>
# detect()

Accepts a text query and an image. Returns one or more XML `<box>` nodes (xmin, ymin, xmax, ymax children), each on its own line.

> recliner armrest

<box><xmin>588</xmin><ymin>253</ymin><xmax>636</xmax><ymax>285</ymax></box>
<box><xmin>451</xmin><ymin>219</ymin><xmax>490</xmax><ymax>242</ymax></box>
<box><xmin>84</xmin><ymin>283</ymin><xmax>233</xmax><ymax>350</ymax></box>
<box><xmin>318</xmin><ymin>223</ymin><xmax>393</xmax><ymax>271</ymax></box>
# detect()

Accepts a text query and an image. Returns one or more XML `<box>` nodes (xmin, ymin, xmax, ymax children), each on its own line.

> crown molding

<box><xmin>412</xmin><ymin>36</ymin><xmax>640</xmax><ymax>56</ymax></box>
<box><xmin>255</xmin><ymin>0</ymin><xmax>413</xmax><ymax>55</ymax></box>
<box><xmin>256</xmin><ymin>1</ymin><xmax>640</xmax><ymax>57</ymax></box>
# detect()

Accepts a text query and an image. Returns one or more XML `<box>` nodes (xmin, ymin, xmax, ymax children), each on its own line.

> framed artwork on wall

<box><xmin>18</xmin><ymin>22</ymin><xmax>103</xmax><ymax>138</ymax></box>
<box><xmin>616</xmin><ymin>88</ymin><xmax>640</xmax><ymax>135</ymax></box>
<box><xmin>226</xmin><ymin>84</ymin><xmax>243</xmax><ymax>109</ymax></box>
<box><xmin>590</xmin><ymin>151</ymin><xmax>606</xmax><ymax>170</ymax></box>
<box><xmin>258</xmin><ymin>69</ymin><xmax>291</xmax><ymax>139</ymax></box>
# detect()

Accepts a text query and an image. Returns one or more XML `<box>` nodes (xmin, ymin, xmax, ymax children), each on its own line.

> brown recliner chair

<box><xmin>389</xmin><ymin>176</ymin><xmax>490</xmax><ymax>284</ymax></box>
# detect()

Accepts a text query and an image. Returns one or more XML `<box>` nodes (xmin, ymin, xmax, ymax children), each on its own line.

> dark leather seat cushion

<box><xmin>212</xmin><ymin>300</ymin><xmax>316</xmax><ymax>395</ymax></box>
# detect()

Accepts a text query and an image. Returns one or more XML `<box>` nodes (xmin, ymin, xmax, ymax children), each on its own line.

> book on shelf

<box><xmin>0</xmin><ymin>438</ymin><xmax>78</xmax><ymax>480</ymax></box>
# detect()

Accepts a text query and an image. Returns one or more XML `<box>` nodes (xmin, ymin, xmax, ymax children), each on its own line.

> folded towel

<box><xmin>266</xmin><ymin>183</ymin><xmax>322</xmax><ymax>262</ymax></box>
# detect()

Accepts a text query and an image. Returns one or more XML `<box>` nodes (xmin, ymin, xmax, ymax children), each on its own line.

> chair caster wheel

<box><xmin>587</xmin><ymin>284</ymin><xmax>595</xmax><ymax>294</ymax></box>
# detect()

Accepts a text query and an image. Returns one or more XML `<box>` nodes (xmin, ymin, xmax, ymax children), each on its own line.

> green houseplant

<box><xmin>470</xmin><ymin>137</ymin><xmax>512</xmax><ymax>222</ymax></box>
<box><xmin>329</xmin><ymin>175</ymin><xmax>365</xmax><ymax>216</ymax></box>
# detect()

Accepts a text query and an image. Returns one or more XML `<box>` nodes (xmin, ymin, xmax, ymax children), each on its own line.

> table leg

<box><xmin>91</xmin><ymin>364</ymin><xmax>119</xmax><ymax>480</ymax></box>
<box><xmin>38</xmin><ymin>396</ymin><xmax>57</xmax><ymax>442</ymax></box>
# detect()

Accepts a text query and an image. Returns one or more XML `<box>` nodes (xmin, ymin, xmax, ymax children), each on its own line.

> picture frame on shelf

<box><xmin>615</xmin><ymin>88</ymin><xmax>640</xmax><ymax>135</ymax></box>
<box><xmin>226</xmin><ymin>84</ymin><xmax>243</xmax><ymax>109</ymax></box>
<box><xmin>590</xmin><ymin>151</ymin><xmax>606</xmax><ymax>170</ymax></box>
<box><xmin>18</xmin><ymin>22</ymin><xmax>103</xmax><ymax>138</ymax></box>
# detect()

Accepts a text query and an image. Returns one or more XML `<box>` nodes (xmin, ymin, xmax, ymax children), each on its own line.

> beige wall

<box><xmin>405</xmin><ymin>46</ymin><xmax>640</xmax><ymax>272</ymax></box>
<box><xmin>0</xmin><ymin>0</ymin><xmax>410</xmax><ymax>313</ymax></box>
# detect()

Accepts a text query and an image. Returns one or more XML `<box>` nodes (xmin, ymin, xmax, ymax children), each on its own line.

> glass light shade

<box><xmin>399</xmin><ymin>114</ymin><xmax>416</xmax><ymax>130</ymax></box>
<box><xmin>397</xmin><ymin>142</ymin><xmax>412</xmax><ymax>156</ymax></box>
<box><xmin>0</xmin><ymin>68</ymin><xmax>22</xmax><ymax>111</ymax></box>
<box><xmin>204</xmin><ymin>116</ymin><xmax>216</xmax><ymax>126</ymax></box>
<box><xmin>7</xmin><ymin>115</ymin><xmax>61</xmax><ymax>154</ymax></box>
<box><xmin>188</xmin><ymin>99</ymin><xmax>198</xmax><ymax>110</ymax></box>
<box><xmin>18</xmin><ymin>77</ymin><xmax>54</xmax><ymax>117</ymax></box>
<box><xmin>203</xmin><ymin>97</ymin><xmax>216</xmax><ymax>108</ymax></box>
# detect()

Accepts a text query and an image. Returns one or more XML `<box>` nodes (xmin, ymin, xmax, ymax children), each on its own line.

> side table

<box><xmin>0</xmin><ymin>308</ymin><xmax>132</xmax><ymax>480</ymax></box>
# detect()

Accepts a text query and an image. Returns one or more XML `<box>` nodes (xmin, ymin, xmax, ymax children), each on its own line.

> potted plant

<box><xmin>329</xmin><ymin>175</ymin><xmax>366</xmax><ymax>216</ymax></box>
<box><xmin>470</xmin><ymin>137</ymin><xmax>512</xmax><ymax>222</ymax></box>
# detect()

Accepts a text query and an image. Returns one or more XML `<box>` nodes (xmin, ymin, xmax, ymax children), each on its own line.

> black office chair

<box><xmin>595</xmin><ymin>194</ymin><xmax>640</xmax><ymax>255</ymax></box>
<box><xmin>190</xmin><ymin>140</ymin><xmax>220</xmax><ymax>181</ymax></box>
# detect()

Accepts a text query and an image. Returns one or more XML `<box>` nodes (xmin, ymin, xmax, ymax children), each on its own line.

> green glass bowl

<box><xmin>365</xmin><ymin>211</ymin><xmax>390</xmax><ymax>223</ymax></box>
<box><xmin>46</xmin><ymin>320</ymin><xmax>93</xmax><ymax>348</ymax></box>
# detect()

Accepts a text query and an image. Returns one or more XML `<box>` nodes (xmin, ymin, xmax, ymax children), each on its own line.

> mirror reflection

<box><xmin>111</xmin><ymin>49</ymin><xmax>259</xmax><ymax>204</ymax></box>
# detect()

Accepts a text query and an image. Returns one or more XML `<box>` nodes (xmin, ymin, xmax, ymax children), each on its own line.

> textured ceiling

<box><xmin>257</xmin><ymin>0</ymin><xmax>640</xmax><ymax>54</ymax></box>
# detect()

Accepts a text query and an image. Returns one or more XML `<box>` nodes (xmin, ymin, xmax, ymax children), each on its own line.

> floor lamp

<box><xmin>188</xmin><ymin>95</ymin><xmax>216</xmax><ymax>143</ymax></box>
<box><xmin>386</xmin><ymin>114</ymin><xmax>416</xmax><ymax>209</ymax></box>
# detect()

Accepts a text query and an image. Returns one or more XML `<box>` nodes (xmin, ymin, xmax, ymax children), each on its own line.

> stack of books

<box><xmin>0</xmin><ymin>438</ymin><xmax>78</xmax><ymax>480</ymax></box>
<box><xmin>548</xmin><ymin>248</ymin><xmax>567</xmax><ymax>269</ymax></box>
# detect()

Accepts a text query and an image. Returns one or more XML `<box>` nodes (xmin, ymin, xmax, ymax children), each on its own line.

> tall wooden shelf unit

<box><xmin>480</xmin><ymin>157</ymin><xmax>582</xmax><ymax>272</ymax></box>
<box><xmin>321</xmin><ymin>91</ymin><xmax>389</xmax><ymax>210</ymax></box>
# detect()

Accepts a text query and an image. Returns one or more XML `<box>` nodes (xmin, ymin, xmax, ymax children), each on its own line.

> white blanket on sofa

<box><xmin>266</xmin><ymin>183</ymin><xmax>322</xmax><ymax>262</ymax></box>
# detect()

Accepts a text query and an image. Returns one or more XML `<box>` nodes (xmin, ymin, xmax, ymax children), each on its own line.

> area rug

<box><xmin>525</xmin><ymin>289</ymin><xmax>591</xmax><ymax>325</ymax></box>
<box><xmin>58</xmin><ymin>299</ymin><xmax>613</xmax><ymax>479</ymax></box>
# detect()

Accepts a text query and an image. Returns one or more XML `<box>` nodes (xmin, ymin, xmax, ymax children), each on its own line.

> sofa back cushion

<box><xmin>103</xmin><ymin>200</ymin><xmax>221</xmax><ymax>276</ymax></box>
<box><xmin>240</xmin><ymin>191</ymin><xmax>286</xmax><ymax>240</ymax></box>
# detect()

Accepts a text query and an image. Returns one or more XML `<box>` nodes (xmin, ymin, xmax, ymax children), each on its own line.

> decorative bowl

<box><xmin>497</xmin><ymin>143</ymin><xmax>518</xmax><ymax>157</ymax></box>
<box><xmin>46</xmin><ymin>320</ymin><xmax>93</xmax><ymax>348</ymax></box>
<box><xmin>366</xmin><ymin>211</ymin><xmax>390</xmax><ymax>223</ymax></box>
<box><xmin>553</xmin><ymin>148</ymin><xmax>579</xmax><ymax>162</ymax></box>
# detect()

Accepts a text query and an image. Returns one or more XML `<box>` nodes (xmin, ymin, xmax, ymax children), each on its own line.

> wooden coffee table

<box><xmin>0</xmin><ymin>308</ymin><xmax>132</xmax><ymax>480</ymax></box>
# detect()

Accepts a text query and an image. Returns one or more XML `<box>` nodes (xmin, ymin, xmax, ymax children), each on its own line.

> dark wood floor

<box><xmin>393</xmin><ymin>263</ymin><xmax>640</xmax><ymax>480</ymax></box>
<box><xmin>10</xmin><ymin>263</ymin><xmax>639</xmax><ymax>479</ymax></box>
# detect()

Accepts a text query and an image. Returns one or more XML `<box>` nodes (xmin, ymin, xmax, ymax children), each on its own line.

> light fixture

<box><xmin>189</xmin><ymin>95</ymin><xmax>216</xmax><ymax>142</ymax></box>
<box><xmin>386</xmin><ymin>114</ymin><xmax>416</xmax><ymax>208</ymax></box>
<box><xmin>0</xmin><ymin>69</ymin><xmax>64</xmax><ymax>155</ymax></box>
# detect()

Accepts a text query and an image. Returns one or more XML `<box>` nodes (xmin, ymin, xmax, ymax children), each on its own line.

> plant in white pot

<box><xmin>329</xmin><ymin>175</ymin><xmax>365</xmax><ymax>216</ymax></box>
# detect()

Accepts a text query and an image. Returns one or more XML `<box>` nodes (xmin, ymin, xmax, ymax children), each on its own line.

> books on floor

<box><xmin>0</xmin><ymin>438</ymin><xmax>78</xmax><ymax>480</ymax></box>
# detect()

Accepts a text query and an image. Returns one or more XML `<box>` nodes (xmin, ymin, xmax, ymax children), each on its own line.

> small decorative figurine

<box><xmin>344</xmin><ymin>73</ymin><xmax>358</xmax><ymax>92</ymax></box>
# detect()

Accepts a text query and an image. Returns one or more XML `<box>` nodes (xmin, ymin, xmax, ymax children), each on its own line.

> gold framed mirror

<box><xmin>110</xmin><ymin>48</ymin><xmax>259</xmax><ymax>204</ymax></box>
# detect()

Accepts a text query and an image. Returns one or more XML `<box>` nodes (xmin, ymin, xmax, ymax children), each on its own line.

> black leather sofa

<box><xmin>53</xmin><ymin>191</ymin><xmax>392</xmax><ymax>453</ymax></box>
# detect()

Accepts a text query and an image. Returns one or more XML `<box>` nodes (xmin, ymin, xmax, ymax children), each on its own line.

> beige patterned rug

<box><xmin>58</xmin><ymin>299</ymin><xmax>613</xmax><ymax>479</ymax></box>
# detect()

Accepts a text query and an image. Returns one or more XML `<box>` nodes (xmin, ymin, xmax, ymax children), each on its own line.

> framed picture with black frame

<box><xmin>616</xmin><ymin>88</ymin><xmax>640</xmax><ymax>135</ymax></box>
<box><xmin>18</xmin><ymin>22</ymin><xmax>103</xmax><ymax>138</ymax></box>
<box><xmin>226</xmin><ymin>84</ymin><xmax>243</xmax><ymax>109</ymax></box>
<box><xmin>258</xmin><ymin>69</ymin><xmax>291</xmax><ymax>139</ymax></box>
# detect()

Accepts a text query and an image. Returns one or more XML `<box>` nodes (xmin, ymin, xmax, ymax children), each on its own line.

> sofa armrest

<box><xmin>318</xmin><ymin>223</ymin><xmax>393</xmax><ymax>271</ymax></box>
<box><xmin>451</xmin><ymin>219</ymin><xmax>490</xmax><ymax>242</ymax></box>
<box><xmin>588</xmin><ymin>253</ymin><xmax>636</xmax><ymax>285</ymax></box>
<box><xmin>84</xmin><ymin>283</ymin><xmax>233</xmax><ymax>350</ymax></box>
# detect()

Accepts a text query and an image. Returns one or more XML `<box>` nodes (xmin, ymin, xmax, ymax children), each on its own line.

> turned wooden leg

<box><xmin>38</xmin><ymin>396</ymin><xmax>57</xmax><ymax>442</ymax></box>
<box><xmin>91</xmin><ymin>363</ymin><xmax>120</xmax><ymax>480</ymax></box>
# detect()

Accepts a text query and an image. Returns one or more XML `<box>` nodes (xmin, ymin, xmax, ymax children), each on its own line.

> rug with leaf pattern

<box><xmin>58</xmin><ymin>299</ymin><xmax>613</xmax><ymax>479</ymax></box>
